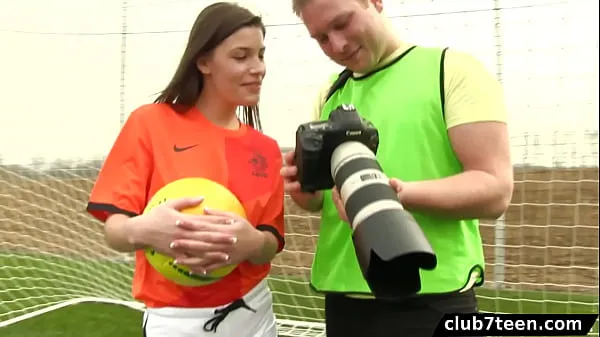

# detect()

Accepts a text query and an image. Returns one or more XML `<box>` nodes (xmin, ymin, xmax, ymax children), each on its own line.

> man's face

<box><xmin>299</xmin><ymin>0</ymin><xmax>384</xmax><ymax>73</ymax></box>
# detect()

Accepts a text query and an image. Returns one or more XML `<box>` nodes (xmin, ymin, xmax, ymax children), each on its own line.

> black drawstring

<box><xmin>202</xmin><ymin>298</ymin><xmax>256</xmax><ymax>333</ymax></box>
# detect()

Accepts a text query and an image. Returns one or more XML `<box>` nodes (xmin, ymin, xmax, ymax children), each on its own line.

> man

<box><xmin>280</xmin><ymin>0</ymin><xmax>514</xmax><ymax>336</ymax></box>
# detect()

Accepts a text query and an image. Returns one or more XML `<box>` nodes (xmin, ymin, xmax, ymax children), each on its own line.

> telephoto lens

<box><xmin>330</xmin><ymin>140</ymin><xmax>438</xmax><ymax>299</ymax></box>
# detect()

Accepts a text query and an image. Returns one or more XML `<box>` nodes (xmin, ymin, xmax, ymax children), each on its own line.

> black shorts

<box><xmin>324</xmin><ymin>288</ymin><xmax>478</xmax><ymax>337</ymax></box>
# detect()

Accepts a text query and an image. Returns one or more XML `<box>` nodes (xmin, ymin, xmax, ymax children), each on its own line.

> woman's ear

<box><xmin>196</xmin><ymin>54</ymin><xmax>211</xmax><ymax>75</ymax></box>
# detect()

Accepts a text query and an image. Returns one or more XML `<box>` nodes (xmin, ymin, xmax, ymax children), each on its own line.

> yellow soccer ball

<box><xmin>143</xmin><ymin>177</ymin><xmax>245</xmax><ymax>287</ymax></box>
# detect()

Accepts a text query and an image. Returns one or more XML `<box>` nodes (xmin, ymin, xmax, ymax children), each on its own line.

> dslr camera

<box><xmin>294</xmin><ymin>104</ymin><xmax>437</xmax><ymax>300</ymax></box>
<box><xmin>294</xmin><ymin>104</ymin><xmax>379</xmax><ymax>192</ymax></box>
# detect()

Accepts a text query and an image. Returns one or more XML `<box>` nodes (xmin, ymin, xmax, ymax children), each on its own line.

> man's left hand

<box><xmin>389</xmin><ymin>178</ymin><xmax>405</xmax><ymax>197</ymax></box>
<box><xmin>331</xmin><ymin>187</ymin><xmax>349</xmax><ymax>224</ymax></box>
<box><xmin>332</xmin><ymin>178</ymin><xmax>405</xmax><ymax>227</ymax></box>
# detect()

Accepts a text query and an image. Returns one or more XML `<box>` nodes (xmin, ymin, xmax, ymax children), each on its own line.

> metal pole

<box><xmin>493</xmin><ymin>0</ymin><xmax>506</xmax><ymax>290</ymax></box>
<box><xmin>119</xmin><ymin>0</ymin><xmax>128</xmax><ymax>127</ymax></box>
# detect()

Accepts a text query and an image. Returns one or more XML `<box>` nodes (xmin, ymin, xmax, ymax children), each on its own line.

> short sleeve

<box><xmin>443</xmin><ymin>49</ymin><xmax>508</xmax><ymax>129</ymax></box>
<box><xmin>86</xmin><ymin>108</ymin><xmax>153</xmax><ymax>222</ymax></box>
<box><xmin>256</xmin><ymin>152</ymin><xmax>285</xmax><ymax>253</ymax></box>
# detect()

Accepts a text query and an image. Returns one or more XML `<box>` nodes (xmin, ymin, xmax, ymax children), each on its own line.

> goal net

<box><xmin>0</xmin><ymin>1</ymin><xmax>598</xmax><ymax>336</ymax></box>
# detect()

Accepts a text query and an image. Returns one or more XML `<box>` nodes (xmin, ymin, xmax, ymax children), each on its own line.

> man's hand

<box><xmin>331</xmin><ymin>187</ymin><xmax>348</xmax><ymax>223</ymax></box>
<box><xmin>280</xmin><ymin>150</ymin><xmax>323</xmax><ymax>212</ymax></box>
<box><xmin>280</xmin><ymin>151</ymin><xmax>302</xmax><ymax>193</ymax></box>
<box><xmin>389</xmin><ymin>178</ymin><xmax>405</xmax><ymax>196</ymax></box>
<box><xmin>332</xmin><ymin>178</ymin><xmax>405</xmax><ymax>226</ymax></box>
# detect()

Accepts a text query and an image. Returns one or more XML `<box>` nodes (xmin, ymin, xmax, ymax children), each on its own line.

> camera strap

<box><xmin>324</xmin><ymin>47</ymin><xmax>449</xmax><ymax>122</ymax></box>
<box><xmin>324</xmin><ymin>68</ymin><xmax>353</xmax><ymax>103</ymax></box>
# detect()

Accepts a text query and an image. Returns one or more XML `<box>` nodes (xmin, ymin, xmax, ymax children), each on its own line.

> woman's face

<box><xmin>197</xmin><ymin>26</ymin><xmax>266</xmax><ymax>107</ymax></box>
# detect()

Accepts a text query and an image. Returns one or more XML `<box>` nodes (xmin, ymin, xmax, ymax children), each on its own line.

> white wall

<box><xmin>0</xmin><ymin>0</ymin><xmax>597</xmax><ymax>167</ymax></box>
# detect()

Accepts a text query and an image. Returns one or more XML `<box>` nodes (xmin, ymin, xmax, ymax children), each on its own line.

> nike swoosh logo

<box><xmin>173</xmin><ymin>144</ymin><xmax>199</xmax><ymax>152</ymax></box>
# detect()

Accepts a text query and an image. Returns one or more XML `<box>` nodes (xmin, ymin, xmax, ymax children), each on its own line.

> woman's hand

<box><xmin>130</xmin><ymin>196</ymin><xmax>237</xmax><ymax>259</ymax></box>
<box><xmin>170</xmin><ymin>208</ymin><xmax>264</xmax><ymax>275</ymax></box>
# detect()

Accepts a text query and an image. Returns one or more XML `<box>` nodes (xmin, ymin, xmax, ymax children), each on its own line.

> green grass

<box><xmin>1</xmin><ymin>303</ymin><xmax>142</xmax><ymax>337</ymax></box>
<box><xmin>0</xmin><ymin>254</ymin><xmax>597</xmax><ymax>337</ymax></box>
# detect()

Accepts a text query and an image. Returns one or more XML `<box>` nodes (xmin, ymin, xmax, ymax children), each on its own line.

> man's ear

<box><xmin>196</xmin><ymin>54</ymin><xmax>211</xmax><ymax>75</ymax></box>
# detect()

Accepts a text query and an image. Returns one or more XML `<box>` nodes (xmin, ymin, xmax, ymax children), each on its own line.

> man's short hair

<box><xmin>291</xmin><ymin>0</ymin><xmax>310</xmax><ymax>16</ymax></box>
<box><xmin>292</xmin><ymin>0</ymin><xmax>368</xmax><ymax>16</ymax></box>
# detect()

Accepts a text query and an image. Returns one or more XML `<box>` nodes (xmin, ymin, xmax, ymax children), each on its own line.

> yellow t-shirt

<box><xmin>311</xmin><ymin>45</ymin><xmax>507</xmax><ymax>128</ymax></box>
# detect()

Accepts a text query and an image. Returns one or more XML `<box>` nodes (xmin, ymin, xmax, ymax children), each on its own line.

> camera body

<box><xmin>294</xmin><ymin>104</ymin><xmax>380</xmax><ymax>193</ymax></box>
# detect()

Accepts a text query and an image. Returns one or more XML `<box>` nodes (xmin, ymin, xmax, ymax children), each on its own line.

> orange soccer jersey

<box><xmin>86</xmin><ymin>103</ymin><xmax>285</xmax><ymax>308</ymax></box>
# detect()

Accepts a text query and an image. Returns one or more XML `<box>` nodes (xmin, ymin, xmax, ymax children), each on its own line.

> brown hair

<box><xmin>154</xmin><ymin>2</ymin><xmax>265</xmax><ymax>131</ymax></box>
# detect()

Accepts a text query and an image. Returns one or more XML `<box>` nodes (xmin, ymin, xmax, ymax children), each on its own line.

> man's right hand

<box><xmin>281</xmin><ymin>151</ymin><xmax>302</xmax><ymax>193</ymax></box>
<box><xmin>280</xmin><ymin>150</ymin><xmax>323</xmax><ymax>212</ymax></box>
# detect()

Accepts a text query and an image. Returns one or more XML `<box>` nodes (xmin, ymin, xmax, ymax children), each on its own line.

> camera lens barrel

<box><xmin>331</xmin><ymin>141</ymin><xmax>402</xmax><ymax>228</ymax></box>
<box><xmin>330</xmin><ymin>141</ymin><xmax>437</xmax><ymax>299</ymax></box>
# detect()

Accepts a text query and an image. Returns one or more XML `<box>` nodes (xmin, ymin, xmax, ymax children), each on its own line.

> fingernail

<box><xmin>224</xmin><ymin>255</ymin><xmax>230</xmax><ymax>261</ymax></box>
<box><xmin>231</xmin><ymin>236</ymin><xmax>238</xmax><ymax>244</ymax></box>
<box><xmin>170</xmin><ymin>242</ymin><xmax>176</xmax><ymax>249</ymax></box>
<box><xmin>173</xmin><ymin>259</ymin><xmax>178</xmax><ymax>265</ymax></box>
<box><xmin>201</xmin><ymin>269</ymin><xmax>207</xmax><ymax>275</ymax></box>
<box><xmin>228</xmin><ymin>219</ymin><xmax>235</xmax><ymax>225</ymax></box>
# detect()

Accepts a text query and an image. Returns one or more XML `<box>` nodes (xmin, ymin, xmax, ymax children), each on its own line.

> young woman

<box><xmin>86</xmin><ymin>3</ymin><xmax>284</xmax><ymax>337</ymax></box>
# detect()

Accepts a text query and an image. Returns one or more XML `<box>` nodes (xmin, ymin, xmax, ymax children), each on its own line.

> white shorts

<box><xmin>142</xmin><ymin>280</ymin><xmax>277</xmax><ymax>337</ymax></box>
